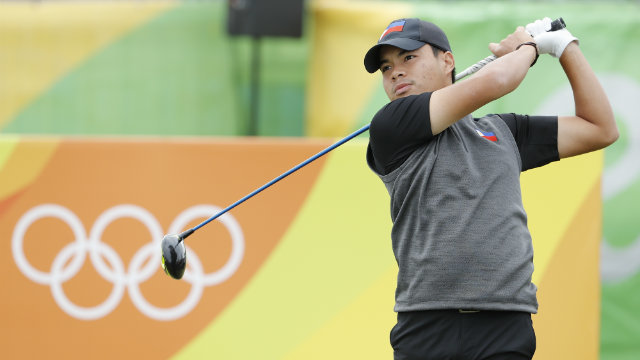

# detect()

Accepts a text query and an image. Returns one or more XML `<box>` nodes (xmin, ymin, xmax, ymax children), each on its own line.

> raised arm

<box><xmin>556</xmin><ymin>43</ymin><xmax>618</xmax><ymax>158</ymax></box>
<box><xmin>429</xmin><ymin>27</ymin><xmax>537</xmax><ymax>135</ymax></box>
<box><xmin>527</xmin><ymin>18</ymin><xmax>618</xmax><ymax>158</ymax></box>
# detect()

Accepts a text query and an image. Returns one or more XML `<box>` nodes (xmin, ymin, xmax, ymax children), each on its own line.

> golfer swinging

<box><xmin>364</xmin><ymin>17</ymin><xmax>618</xmax><ymax>359</ymax></box>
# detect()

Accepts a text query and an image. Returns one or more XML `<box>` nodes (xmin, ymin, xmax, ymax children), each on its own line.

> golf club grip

<box><xmin>455</xmin><ymin>17</ymin><xmax>566</xmax><ymax>81</ymax></box>
<box><xmin>550</xmin><ymin>17</ymin><xmax>566</xmax><ymax>31</ymax></box>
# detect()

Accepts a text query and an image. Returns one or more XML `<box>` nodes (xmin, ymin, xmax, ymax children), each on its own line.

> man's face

<box><xmin>379</xmin><ymin>44</ymin><xmax>451</xmax><ymax>101</ymax></box>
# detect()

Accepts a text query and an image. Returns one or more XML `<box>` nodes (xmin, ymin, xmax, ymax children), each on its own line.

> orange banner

<box><xmin>2</xmin><ymin>137</ymin><xmax>601</xmax><ymax>359</ymax></box>
<box><xmin>1</xmin><ymin>137</ymin><xmax>329</xmax><ymax>359</ymax></box>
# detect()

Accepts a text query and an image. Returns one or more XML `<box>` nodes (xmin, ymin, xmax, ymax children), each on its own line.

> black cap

<box><xmin>364</xmin><ymin>18</ymin><xmax>451</xmax><ymax>73</ymax></box>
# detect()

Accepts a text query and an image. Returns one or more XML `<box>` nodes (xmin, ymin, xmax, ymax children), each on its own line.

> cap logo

<box><xmin>379</xmin><ymin>20</ymin><xmax>406</xmax><ymax>40</ymax></box>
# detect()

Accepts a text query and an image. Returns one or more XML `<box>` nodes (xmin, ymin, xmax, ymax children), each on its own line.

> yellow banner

<box><xmin>0</xmin><ymin>137</ymin><xmax>600</xmax><ymax>359</ymax></box>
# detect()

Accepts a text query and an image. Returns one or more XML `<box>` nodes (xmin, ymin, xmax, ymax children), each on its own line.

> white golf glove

<box><xmin>526</xmin><ymin>17</ymin><xmax>578</xmax><ymax>58</ymax></box>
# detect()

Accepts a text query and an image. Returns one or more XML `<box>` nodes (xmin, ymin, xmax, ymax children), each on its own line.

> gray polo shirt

<box><xmin>367</xmin><ymin>92</ymin><xmax>558</xmax><ymax>313</ymax></box>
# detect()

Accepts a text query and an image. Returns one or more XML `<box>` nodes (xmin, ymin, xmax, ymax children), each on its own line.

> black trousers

<box><xmin>390</xmin><ymin>310</ymin><xmax>536</xmax><ymax>360</ymax></box>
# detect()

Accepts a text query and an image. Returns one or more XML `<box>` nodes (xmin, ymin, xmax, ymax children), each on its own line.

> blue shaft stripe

<box><xmin>191</xmin><ymin>123</ymin><xmax>371</xmax><ymax>232</ymax></box>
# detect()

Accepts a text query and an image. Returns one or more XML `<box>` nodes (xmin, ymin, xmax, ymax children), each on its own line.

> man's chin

<box><xmin>392</xmin><ymin>91</ymin><xmax>414</xmax><ymax>101</ymax></box>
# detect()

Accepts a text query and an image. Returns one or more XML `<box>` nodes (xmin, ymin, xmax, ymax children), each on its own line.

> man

<box><xmin>363</xmin><ymin>17</ymin><xmax>618</xmax><ymax>359</ymax></box>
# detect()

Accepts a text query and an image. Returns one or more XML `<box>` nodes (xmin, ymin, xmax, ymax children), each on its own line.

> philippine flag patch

<box><xmin>475</xmin><ymin>129</ymin><xmax>498</xmax><ymax>142</ymax></box>
<box><xmin>379</xmin><ymin>20</ymin><xmax>406</xmax><ymax>40</ymax></box>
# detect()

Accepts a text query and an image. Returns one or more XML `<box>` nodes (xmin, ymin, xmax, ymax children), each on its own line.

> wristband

<box><xmin>516</xmin><ymin>42</ymin><xmax>539</xmax><ymax>67</ymax></box>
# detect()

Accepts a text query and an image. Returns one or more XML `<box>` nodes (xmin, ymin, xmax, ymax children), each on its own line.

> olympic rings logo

<box><xmin>12</xmin><ymin>204</ymin><xmax>244</xmax><ymax>321</ymax></box>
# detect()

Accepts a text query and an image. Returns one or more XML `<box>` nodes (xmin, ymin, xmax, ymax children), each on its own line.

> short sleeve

<box><xmin>497</xmin><ymin>113</ymin><xmax>559</xmax><ymax>171</ymax></box>
<box><xmin>367</xmin><ymin>92</ymin><xmax>433</xmax><ymax>175</ymax></box>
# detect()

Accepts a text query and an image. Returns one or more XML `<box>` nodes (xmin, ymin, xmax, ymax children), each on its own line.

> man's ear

<box><xmin>443</xmin><ymin>51</ymin><xmax>455</xmax><ymax>78</ymax></box>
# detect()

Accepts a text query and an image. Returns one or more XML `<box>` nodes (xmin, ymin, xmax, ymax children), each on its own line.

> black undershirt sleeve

<box><xmin>367</xmin><ymin>92</ymin><xmax>433</xmax><ymax>175</ymax></box>
<box><xmin>497</xmin><ymin>113</ymin><xmax>559</xmax><ymax>171</ymax></box>
<box><xmin>366</xmin><ymin>97</ymin><xmax>558</xmax><ymax>175</ymax></box>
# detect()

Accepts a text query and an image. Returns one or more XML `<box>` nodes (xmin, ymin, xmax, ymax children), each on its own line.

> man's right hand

<box><xmin>489</xmin><ymin>26</ymin><xmax>535</xmax><ymax>57</ymax></box>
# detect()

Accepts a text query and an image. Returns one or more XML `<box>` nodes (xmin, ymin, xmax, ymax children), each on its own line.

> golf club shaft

<box><xmin>184</xmin><ymin>18</ymin><xmax>566</xmax><ymax>237</ymax></box>
<box><xmin>189</xmin><ymin>123</ymin><xmax>371</xmax><ymax>233</ymax></box>
<box><xmin>455</xmin><ymin>17</ymin><xmax>565</xmax><ymax>81</ymax></box>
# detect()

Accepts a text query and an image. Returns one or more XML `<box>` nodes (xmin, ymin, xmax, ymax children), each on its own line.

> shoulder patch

<box><xmin>475</xmin><ymin>129</ymin><xmax>498</xmax><ymax>142</ymax></box>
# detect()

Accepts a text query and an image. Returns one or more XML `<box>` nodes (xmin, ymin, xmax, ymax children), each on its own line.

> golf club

<box><xmin>161</xmin><ymin>17</ymin><xmax>567</xmax><ymax>280</ymax></box>
<box><xmin>161</xmin><ymin>125</ymin><xmax>368</xmax><ymax>279</ymax></box>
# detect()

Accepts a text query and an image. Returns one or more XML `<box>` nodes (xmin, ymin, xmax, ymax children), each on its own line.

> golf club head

<box><xmin>161</xmin><ymin>233</ymin><xmax>187</xmax><ymax>279</ymax></box>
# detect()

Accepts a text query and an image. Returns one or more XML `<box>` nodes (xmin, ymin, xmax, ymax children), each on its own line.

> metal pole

<box><xmin>249</xmin><ymin>36</ymin><xmax>261</xmax><ymax>136</ymax></box>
